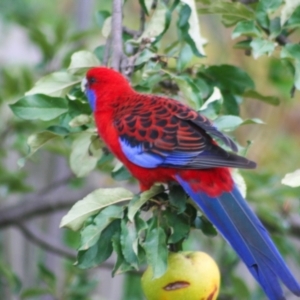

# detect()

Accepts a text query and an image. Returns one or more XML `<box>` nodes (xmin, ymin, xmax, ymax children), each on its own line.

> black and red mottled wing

<box><xmin>114</xmin><ymin>94</ymin><xmax>256</xmax><ymax>169</ymax></box>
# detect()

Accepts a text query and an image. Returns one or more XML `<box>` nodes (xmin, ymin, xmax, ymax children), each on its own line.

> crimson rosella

<box><xmin>82</xmin><ymin>67</ymin><xmax>300</xmax><ymax>300</ymax></box>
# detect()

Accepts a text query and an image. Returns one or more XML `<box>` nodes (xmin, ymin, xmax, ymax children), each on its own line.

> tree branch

<box><xmin>0</xmin><ymin>196</ymin><xmax>80</xmax><ymax>229</ymax></box>
<box><xmin>17</xmin><ymin>222</ymin><xmax>77</xmax><ymax>259</ymax></box>
<box><xmin>122</xmin><ymin>6</ymin><xmax>147</xmax><ymax>78</ymax></box>
<box><xmin>36</xmin><ymin>173</ymin><xmax>74</xmax><ymax>196</ymax></box>
<box><xmin>111</xmin><ymin>0</ymin><xmax>124</xmax><ymax>70</ymax></box>
<box><xmin>15</xmin><ymin>222</ymin><xmax>121</xmax><ymax>272</ymax></box>
<box><xmin>122</xmin><ymin>27</ymin><xmax>140</xmax><ymax>38</ymax></box>
<box><xmin>122</xmin><ymin>6</ymin><xmax>146</xmax><ymax>39</ymax></box>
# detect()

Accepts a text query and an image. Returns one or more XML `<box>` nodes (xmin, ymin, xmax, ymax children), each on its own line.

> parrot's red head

<box><xmin>82</xmin><ymin>67</ymin><xmax>133</xmax><ymax>112</ymax></box>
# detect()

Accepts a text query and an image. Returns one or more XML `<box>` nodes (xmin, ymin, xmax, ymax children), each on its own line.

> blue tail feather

<box><xmin>176</xmin><ymin>175</ymin><xmax>300</xmax><ymax>300</ymax></box>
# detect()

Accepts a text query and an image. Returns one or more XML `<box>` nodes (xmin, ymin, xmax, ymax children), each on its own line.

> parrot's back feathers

<box><xmin>113</xmin><ymin>94</ymin><xmax>256</xmax><ymax>170</ymax></box>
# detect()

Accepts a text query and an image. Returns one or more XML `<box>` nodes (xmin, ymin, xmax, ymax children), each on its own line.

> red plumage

<box><xmin>86</xmin><ymin>67</ymin><xmax>252</xmax><ymax>195</ymax></box>
<box><xmin>84</xmin><ymin>67</ymin><xmax>300</xmax><ymax>299</ymax></box>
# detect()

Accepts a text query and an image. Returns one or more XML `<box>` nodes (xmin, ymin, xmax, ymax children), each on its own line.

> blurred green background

<box><xmin>1</xmin><ymin>0</ymin><xmax>300</xmax><ymax>299</ymax></box>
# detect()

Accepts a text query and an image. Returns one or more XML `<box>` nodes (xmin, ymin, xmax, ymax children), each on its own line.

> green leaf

<box><xmin>214</xmin><ymin>115</ymin><xmax>264</xmax><ymax>131</ymax></box>
<box><xmin>120</xmin><ymin>219</ymin><xmax>139</xmax><ymax>269</ymax></box>
<box><xmin>95</xmin><ymin>10</ymin><xmax>111</xmax><ymax>28</ymax></box>
<box><xmin>232</xmin><ymin>20</ymin><xmax>262</xmax><ymax>39</ymax></box>
<box><xmin>243</xmin><ymin>90</ymin><xmax>280</xmax><ymax>105</ymax></box>
<box><xmin>295</xmin><ymin>60</ymin><xmax>300</xmax><ymax>90</ymax></box>
<box><xmin>60</xmin><ymin>187</ymin><xmax>133</xmax><ymax>231</ymax></box>
<box><xmin>163</xmin><ymin>210</ymin><xmax>190</xmax><ymax>243</ymax></box>
<box><xmin>280</xmin><ymin>0</ymin><xmax>300</xmax><ymax>26</ymax></box>
<box><xmin>281</xmin><ymin>169</ymin><xmax>300</xmax><ymax>187</ymax></box>
<box><xmin>205</xmin><ymin>65</ymin><xmax>254</xmax><ymax>94</ymax></box>
<box><xmin>179</xmin><ymin>1</ymin><xmax>206</xmax><ymax>56</ymax></box>
<box><xmin>94</xmin><ymin>45</ymin><xmax>105</xmax><ymax>62</ymax></box>
<box><xmin>233</xmin><ymin>39</ymin><xmax>252</xmax><ymax>50</ymax></box>
<box><xmin>177</xmin><ymin>43</ymin><xmax>194</xmax><ymax>71</ymax></box>
<box><xmin>281</xmin><ymin>44</ymin><xmax>300</xmax><ymax>61</ymax></box>
<box><xmin>222</xmin><ymin>93</ymin><xmax>240</xmax><ymax>116</ymax></box>
<box><xmin>250</xmin><ymin>38</ymin><xmax>276</xmax><ymax>59</ymax></box>
<box><xmin>79</xmin><ymin>205</ymin><xmax>123</xmax><ymax>250</ymax></box>
<box><xmin>77</xmin><ymin>219</ymin><xmax>120</xmax><ymax>269</ymax></box>
<box><xmin>171</xmin><ymin>74</ymin><xmax>203</xmax><ymax>108</ymax></box>
<box><xmin>47</xmin><ymin>125</ymin><xmax>70</xmax><ymax>135</ymax></box>
<box><xmin>111</xmin><ymin>163</ymin><xmax>132</xmax><ymax>181</ymax></box>
<box><xmin>0</xmin><ymin>262</ymin><xmax>21</xmax><ymax>294</ymax></box>
<box><xmin>257</xmin><ymin>0</ymin><xmax>283</xmax><ymax>13</ymax></box>
<box><xmin>231</xmin><ymin>276</ymin><xmax>251</xmax><ymax>299</ymax></box>
<box><xmin>21</xmin><ymin>288</ymin><xmax>51</xmax><ymax>299</ymax></box>
<box><xmin>10</xmin><ymin>94</ymin><xmax>68</xmax><ymax>121</ymax></box>
<box><xmin>68</xmin><ymin>98</ymin><xmax>92</xmax><ymax>117</ymax></box>
<box><xmin>169</xmin><ymin>184</ymin><xmax>186</xmax><ymax>213</ymax></box>
<box><xmin>112</xmin><ymin>231</ymin><xmax>133</xmax><ymax>276</ymax></box>
<box><xmin>198</xmin><ymin>2</ymin><xmax>255</xmax><ymax>27</ymax></box>
<box><xmin>102</xmin><ymin>16</ymin><xmax>112</xmax><ymax>38</ymax></box>
<box><xmin>143</xmin><ymin>223</ymin><xmax>168</xmax><ymax>278</ymax></box>
<box><xmin>135</xmin><ymin>49</ymin><xmax>157</xmax><ymax>66</ymax></box>
<box><xmin>284</xmin><ymin>5</ymin><xmax>300</xmax><ymax>28</ymax></box>
<box><xmin>139</xmin><ymin>0</ymin><xmax>152</xmax><ymax>15</ymax></box>
<box><xmin>136</xmin><ymin>0</ymin><xmax>167</xmax><ymax>43</ymax></box>
<box><xmin>69</xmin><ymin>132</ymin><xmax>102</xmax><ymax>177</ymax></box>
<box><xmin>128</xmin><ymin>184</ymin><xmax>164</xmax><ymax>222</ymax></box>
<box><xmin>281</xmin><ymin>45</ymin><xmax>300</xmax><ymax>90</ymax></box>
<box><xmin>38</xmin><ymin>264</ymin><xmax>56</xmax><ymax>290</ymax></box>
<box><xmin>269</xmin><ymin>17</ymin><xmax>282</xmax><ymax>38</ymax></box>
<box><xmin>68</xmin><ymin>50</ymin><xmax>100</xmax><ymax>74</ymax></box>
<box><xmin>255</xmin><ymin>0</ymin><xmax>283</xmax><ymax>29</ymax></box>
<box><xmin>281</xmin><ymin>46</ymin><xmax>300</xmax><ymax>90</ymax></box>
<box><xmin>198</xmin><ymin>216</ymin><xmax>218</xmax><ymax>236</ymax></box>
<box><xmin>123</xmin><ymin>273</ymin><xmax>144</xmax><ymax>300</ymax></box>
<box><xmin>135</xmin><ymin>213</ymin><xmax>148</xmax><ymax>241</ymax></box>
<box><xmin>26</xmin><ymin>131</ymin><xmax>62</xmax><ymax>157</ymax></box>
<box><xmin>155</xmin><ymin>0</ymin><xmax>180</xmax><ymax>43</ymax></box>
<box><xmin>199</xmin><ymin>87</ymin><xmax>223</xmax><ymax>119</ymax></box>
<box><xmin>25</xmin><ymin>71</ymin><xmax>80</xmax><ymax>97</ymax></box>
<box><xmin>68</xmin><ymin>114</ymin><xmax>92</xmax><ymax>127</ymax></box>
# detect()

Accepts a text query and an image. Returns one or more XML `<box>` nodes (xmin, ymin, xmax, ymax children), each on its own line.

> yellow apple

<box><xmin>141</xmin><ymin>251</ymin><xmax>220</xmax><ymax>300</ymax></box>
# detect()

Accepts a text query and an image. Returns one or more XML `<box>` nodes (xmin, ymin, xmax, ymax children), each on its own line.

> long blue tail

<box><xmin>176</xmin><ymin>175</ymin><xmax>300</xmax><ymax>300</ymax></box>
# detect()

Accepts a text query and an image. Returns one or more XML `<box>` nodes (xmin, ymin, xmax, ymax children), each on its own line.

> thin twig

<box><xmin>111</xmin><ymin>0</ymin><xmax>124</xmax><ymax>70</ymax></box>
<box><xmin>36</xmin><ymin>174</ymin><xmax>74</xmax><ymax>196</ymax></box>
<box><xmin>123</xmin><ymin>26</ymin><xmax>140</xmax><ymax>38</ymax></box>
<box><xmin>103</xmin><ymin>36</ymin><xmax>112</xmax><ymax>66</ymax></box>
<box><xmin>16</xmin><ymin>222</ymin><xmax>125</xmax><ymax>273</ymax></box>
<box><xmin>17</xmin><ymin>222</ymin><xmax>77</xmax><ymax>259</ymax></box>
<box><xmin>122</xmin><ymin>5</ymin><xmax>147</xmax><ymax>78</ymax></box>
<box><xmin>139</xmin><ymin>7</ymin><xmax>146</xmax><ymax>35</ymax></box>
<box><xmin>0</xmin><ymin>196</ymin><xmax>81</xmax><ymax>228</ymax></box>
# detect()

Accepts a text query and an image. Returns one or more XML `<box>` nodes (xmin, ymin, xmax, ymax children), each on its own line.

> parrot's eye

<box><xmin>88</xmin><ymin>77</ymin><xmax>96</xmax><ymax>85</ymax></box>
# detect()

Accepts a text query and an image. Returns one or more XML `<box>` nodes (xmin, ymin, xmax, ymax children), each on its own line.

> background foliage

<box><xmin>1</xmin><ymin>0</ymin><xmax>300</xmax><ymax>299</ymax></box>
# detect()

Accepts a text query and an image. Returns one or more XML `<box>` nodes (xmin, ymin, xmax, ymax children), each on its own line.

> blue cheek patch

<box><xmin>86</xmin><ymin>88</ymin><xmax>96</xmax><ymax>111</ymax></box>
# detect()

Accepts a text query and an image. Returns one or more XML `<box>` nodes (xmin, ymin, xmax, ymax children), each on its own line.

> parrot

<box><xmin>82</xmin><ymin>66</ymin><xmax>300</xmax><ymax>300</ymax></box>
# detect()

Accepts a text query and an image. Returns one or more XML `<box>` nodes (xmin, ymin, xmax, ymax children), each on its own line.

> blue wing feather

<box><xmin>119</xmin><ymin>136</ymin><xmax>255</xmax><ymax>169</ymax></box>
<box><xmin>176</xmin><ymin>175</ymin><xmax>300</xmax><ymax>300</ymax></box>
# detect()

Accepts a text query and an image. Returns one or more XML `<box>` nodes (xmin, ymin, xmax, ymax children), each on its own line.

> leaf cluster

<box><xmin>5</xmin><ymin>0</ymin><xmax>300</xmax><ymax>299</ymax></box>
